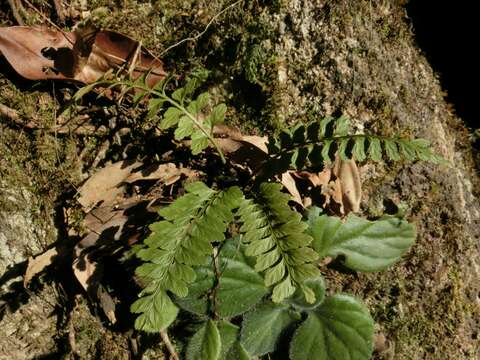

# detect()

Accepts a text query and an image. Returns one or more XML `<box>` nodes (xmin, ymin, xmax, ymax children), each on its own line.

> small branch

<box><xmin>160</xmin><ymin>0</ymin><xmax>243</xmax><ymax>56</ymax></box>
<box><xmin>1</xmin><ymin>103</ymin><xmax>109</xmax><ymax>136</ymax></box>
<box><xmin>210</xmin><ymin>246</ymin><xmax>221</xmax><ymax>320</ymax></box>
<box><xmin>160</xmin><ymin>330</ymin><xmax>179</xmax><ymax>360</ymax></box>
<box><xmin>7</xmin><ymin>0</ymin><xmax>25</xmax><ymax>25</ymax></box>
<box><xmin>53</xmin><ymin>0</ymin><xmax>65</xmax><ymax>22</ymax></box>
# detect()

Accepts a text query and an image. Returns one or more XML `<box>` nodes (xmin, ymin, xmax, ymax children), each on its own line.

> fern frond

<box><xmin>238</xmin><ymin>182</ymin><xmax>320</xmax><ymax>303</ymax></box>
<box><xmin>131</xmin><ymin>182</ymin><xmax>243</xmax><ymax>332</ymax></box>
<box><xmin>266</xmin><ymin>117</ymin><xmax>446</xmax><ymax>168</ymax></box>
<box><xmin>73</xmin><ymin>71</ymin><xmax>227</xmax><ymax>162</ymax></box>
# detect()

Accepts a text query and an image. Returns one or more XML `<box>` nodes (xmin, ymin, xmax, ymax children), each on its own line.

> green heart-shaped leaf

<box><xmin>290</xmin><ymin>294</ymin><xmax>374</xmax><ymax>360</ymax></box>
<box><xmin>174</xmin><ymin>242</ymin><xmax>268</xmax><ymax>317</ymax></box>
<box><xmin>307</xmin><ymin>214</ymin><xmax>415</xmax><ymax>272</ymax></box>
<box><xmin>241</xmin><ymin>303</ymin><xmax>300</xmax><ymax>356</ymax></box>
<box><xmin>186</xmin><ymin>320</ymin><xmax>221</xmax><ymax>360</ymax></box>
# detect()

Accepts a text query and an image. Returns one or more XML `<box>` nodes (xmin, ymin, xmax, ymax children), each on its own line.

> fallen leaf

<box><xmin>214</xmin><ymin>126</ymin><xmax>303</xmax><ymax>201</ymax></box>
<box><xmin>72</xmin><ymin>212</ymin><xmax>128</xmax><ymax>295</ymax></box>
<box><xmin>337</xmin><ymin>158</ymin><xmax>362</xmax><ymax>213</ymax></box>
<box><xmin>0</xmin><ymin>26</ymin><xmax>166</xmax><ymax>86</ymax></box>
<box><xmin>73</xmin><ymin>252</ymin><xmax>99</xmax><ymax>293</ymax></box>
<box><xmin>24</xmin><ymin>248</ymin><xmax>58</xmax><ymax>287</ymax></box>
<box><xmin>124</xmin><ymin>163</ymin><xmax>198</xmax><ymax>185</ymax></box>
<box><xmin>77</xmin><ymin>160</ymin><xmax>141</xmax><ymax>212</ymax></box>
<box><xmin>281</xmin><ymin>172</ymin><xmax>303</xmax><ymax>206</ymax></box>
<box><xmin>97</xmin><ymin>285</ymin><xmax>117</xmax><ymax>324</ymax></box>
<box><xmin>294</xmin><ymin>155</ymin><xmax>361</xmax><ymax>215</ymax></box>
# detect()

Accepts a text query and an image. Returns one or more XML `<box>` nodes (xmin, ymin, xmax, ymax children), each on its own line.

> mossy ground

<box><xmin>1</xmin><ymin>1</ymin><xmax>479</xmax><ymax>359</ymax></box>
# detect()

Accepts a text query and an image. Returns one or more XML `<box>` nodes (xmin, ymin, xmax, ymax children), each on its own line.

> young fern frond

<box><xmin>131</xmin><ymin>182</ymin><xmax>242</xmax><ymax>332</ymax></box>
<box><xmin>238</xmin><ymin>182</ymin><xmax>320</xmax><ymax>303</ymax></box>
<box><xmin>73</xmin><ymin>71</ymin><xmax>228</xmax><ymax>162</ymax></box>
<box><xmin>266</xmin><ymin>116</ymin><xmax>446</xmax><ymax>169</ymax></box>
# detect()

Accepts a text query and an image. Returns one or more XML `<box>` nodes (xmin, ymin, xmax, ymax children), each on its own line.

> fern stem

<box><xmin>160</xmin><ymin>330</ymin><xmax>179</xmax><ymax>360</ymax></box>
<box><xmin>165</xmin><ymin>98</ymin><xmax>227</xmax><ymax>164</ymax></box>
<box><xmin>128</xmin><ymin>82</ymin><xmax>227</xmax><ymax>163</ymax></box>
<box><xmin>275</xmin><ymin>134</ymin><xmax>393</xmax><ymax>155</ymax></box>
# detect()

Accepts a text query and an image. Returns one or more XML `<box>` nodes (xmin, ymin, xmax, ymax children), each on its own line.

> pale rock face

<box><xmin>0</xmin><ymin>183</ymin><xmax>58</xmax><ymax>359</ymax></box>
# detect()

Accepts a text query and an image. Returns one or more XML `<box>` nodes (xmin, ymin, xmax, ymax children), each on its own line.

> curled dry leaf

<box><xmin>336</xmin><ymin>158</ymin><xmax>362</xmax><ymax>213</ymax></box>
<box><xmin>0</xmin><ymin>26</ymin><xmax>166</xmax><ymax>86</ymax></box>
<box><xmin>281</xmin><ymin>172</ymin><xmax>303</xmax><ymax>206</ymax></box>
<box><xmin>24</xmin><ymin>247</ymin><xmax>58</xmax><ymax>287</ymax></box>
<box><xmin>214</xmin><ymin>125</ymin><xmax>303</xmax><ymax>203</ymax></box>
<box><xmin>294</xmin><ymin>156</ymin><xmax>362</xmax><ymax>214</ymax></box>
<box><xmin>78</xmin><ymin>160</ymin><xmax>195</xmax><ymax>212</ymax></box>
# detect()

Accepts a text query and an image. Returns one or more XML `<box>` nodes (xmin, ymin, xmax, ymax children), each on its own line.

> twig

<box><xmin>7</xmin><ymin>0</ymin><xmax>25</xmax><ymax>25</ymax></box>
<box><xmin>160</xmin><ymin>0</ymin><xmax>243</xmax><ymax>56</ymax></box>
<box><xmin>53</xmin><ymin>0</ymin><xmax>65</xmax><ymax>22</ymax></box>
<box><xmin>0</xmin><ymin>103</ymin><xmax>22</xmax><ymax>122</ymax></box>
<box><xmin>1</xmin><ymin>103</ymin><xmax>109</xmax><ymax>135</ymax></box>
<box><xmin>23</xmin><ymin>0</ymin><xmax>68</xmax><ymax>37</ymax></box>
<box><xmin>160</xmin><ymin>329</ymin><xmax>179</xmax><ymax>360</ymax></box>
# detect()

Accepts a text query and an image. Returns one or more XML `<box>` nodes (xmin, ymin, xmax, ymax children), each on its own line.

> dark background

<box><xmin>406</xmin><ymin>1</ymin><xmax>477</xmax><ymax>129</ymax></box>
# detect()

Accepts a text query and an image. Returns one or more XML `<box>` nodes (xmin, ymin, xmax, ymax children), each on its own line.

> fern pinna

<box><xmin>238</xmin><ymin>183</ymin><xmax>320</xmax><ymax>303</ymax></box>
<box><xmin>131</xmin><ymin>182</ymin><xmax>242</xmax><ymax>331</ymax></box>
<box><xmin>267</xmin><ymin>116</ymin><xmax>445</xmax><ymax>169</ymax></box>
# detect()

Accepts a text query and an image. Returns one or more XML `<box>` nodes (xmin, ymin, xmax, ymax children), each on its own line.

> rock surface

<box><xmin>0</xmin><ymin>1</ymin><xmax>478</xmax><ymax>359</ymax></box>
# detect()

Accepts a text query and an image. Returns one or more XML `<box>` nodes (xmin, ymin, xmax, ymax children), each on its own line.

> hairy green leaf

<box><xmin>186</xmin><ymin>320</ymin><xmax>221</xmax><ymax>360</ymax></box>
<box><xmin>160</xmin><ymin>107</ymin><xmax>183</xmax><ymax>129</ymax></box>
<box><xmin>289</xmin><ymin>294</ymin><xmax>374</xmax><ymax>360</ymax></box>
<box><xmin>240</xmin><ymin>303</ymin><xmax>300</xmax><ymax>356</ymax></box>
<box><xmin>217</xmin><ymin>321</ymin><xmax>240</xmax><ymax>360</ymax></box>
<box><xmin>285</xmin><ymin>276</ymin><xmax>326</xmax><ymax>310</ymax></box>
<box><xmin>307</xmin><ymin>213</ymin><xmax>416</xmax><ymax>272</ymax></box>
<box><xmin>210</xmin><ymin>104</ymin><xmax>227</xmax><ymax>125</ymax></box>
<box><xmin>239</xmin><ymin>182</ymin><xmax>320</xmax><ymax>303</ymax></box>
<box><xmin>174</xmin><ymin>241</ymin><xmax>268</xmax><ymax>317</ymax></box>
<box><xmin>226</xmin><ymin>342</ymin><xmax>251</xmax><ymax>360</ymax></box>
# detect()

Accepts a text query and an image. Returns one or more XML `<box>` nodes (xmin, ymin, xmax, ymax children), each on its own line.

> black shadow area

<box><xmin>406</xmin><ymin>1</ymin><xmax>477</xmax><ymax>129</ymax></box>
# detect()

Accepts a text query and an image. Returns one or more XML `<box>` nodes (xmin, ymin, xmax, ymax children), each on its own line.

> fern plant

<box><xmin>74</xmin><ymin>72</ymin><xmax>445</xmax><ymax>359</ymax></box>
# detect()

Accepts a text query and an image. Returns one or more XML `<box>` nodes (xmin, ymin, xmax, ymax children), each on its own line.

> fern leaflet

<box><xmin>238</xmin><ymin>182</ymin><xmax>320</xmax><ymax>303</ymax></box>
<box><xmin>131</xmin><ymin>182</ymin><xmax>242</xmax><ymax>332</ymax></box>
<box><xmin>267</xmin><ymin>116</ymin><xmax>446</xmax><ymax>168</ymax></box>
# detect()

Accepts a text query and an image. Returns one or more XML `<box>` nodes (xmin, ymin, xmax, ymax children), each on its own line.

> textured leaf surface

<box><xmin>174</xmin><ymin>242</ymin><xmax>267</xmax><ymax>317</ymax></box>
<box><xmin>285</xmin><ymin>276</ymin><xmax>326</xmax><ymax>311</ymax></box>
<box><xmin>227</xmin><ymin>342</ymin><xmax>251</xmax><ymax>360</ymax></box>
<box><xmin>217</xmin><ymin>321</ymin><xmax>240</xmax><ymax>360</ymax></box>
<box><xmin>239</xmin><ymin>182</ymin><xmax>320</xmax><ymax>303</ymax></box>
<box><xmin>307</xmin><ymin>214</ymin><xmax>416</xmax><ymax>272</ymax></box>
<box><xmin>186</xmin><ymin>320</ymin><xmax>221</xmax><ymax>360</ymax></box>
<box><xmin>240</xmin><ymin>303</ymin><xmax>300</xmax><ymax>356</ymax></box>
<box><xmin>290</xmin><ymin>294</ymin><xmax>374</xmax><ymax>360</ymax></box>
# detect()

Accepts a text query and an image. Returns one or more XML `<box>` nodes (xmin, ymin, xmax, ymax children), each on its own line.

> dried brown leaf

<box><xmin>98</xmin><ymin>285</ymin><xmax>117</xmax><ymax>324</ymax></box>
<box><xmin>337</xmin><ymin>159</ymin><xmax>362</xmax><ymax>213</ymax></box>
<box><xmin>72</xmin><ymin>252</ymin><xmax>98</xmax><ymax>293</ymax></box>
<box><xmin>0</xmin><ymin>26</ymin><xmax>166</xmax><ymax>86</ymax></box>
<box><xmin>77</xmin><ymin>160</ymin><xmax>141</xmax><ymax>211</ymax></box>
<box><xmin>281</xmin><ymin>172</ymin><xmax>303</xmax><ymax>206</ymax></box>
<box><xmin>124</xmin><ymin>163</ymin><xmax>198</xmax><ymax>185</ymax></box>
<box><xmin>24</xmin><ymin>248</ymin><xmax>58</xmax><ymax>287</ymax></box>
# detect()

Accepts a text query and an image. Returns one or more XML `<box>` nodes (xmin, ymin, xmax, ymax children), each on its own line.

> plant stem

<box><xmin>133</xmin><ymin>83</ymin><xmax>227</xmax><ymax>163</ymax></box>
<box><xmin>160</xmin><ymin>330</ymin><xmax>179</xmax><ymax>360</ymax></box>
